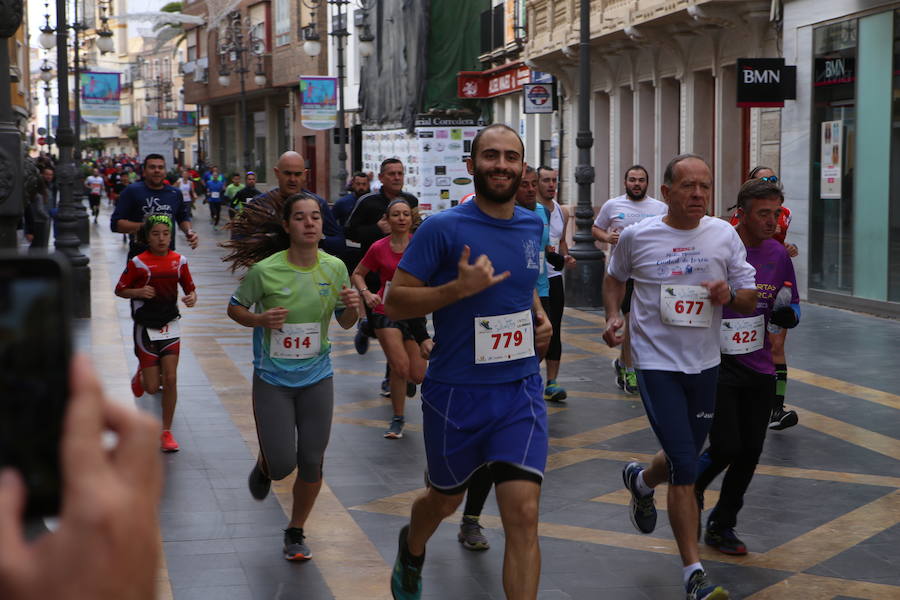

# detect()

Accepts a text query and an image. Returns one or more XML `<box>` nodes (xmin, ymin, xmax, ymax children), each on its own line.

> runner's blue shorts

<box><xmin>635</xmin><ymin>366</ymin><xmax>719</xmax><ymax>486</ymax></box>
<box><xmin>420</xmin><ymin>373</ymin><xmax>547</xmax><ymax>494</ymax></box>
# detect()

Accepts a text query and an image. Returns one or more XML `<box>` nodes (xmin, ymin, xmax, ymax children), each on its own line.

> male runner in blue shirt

<box><xmin>385</xmin><ymin>124</ymin><xmax>552</xmax><ymax>600</ymax></box>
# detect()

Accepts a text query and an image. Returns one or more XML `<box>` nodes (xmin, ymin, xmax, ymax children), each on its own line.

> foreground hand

<box><xmin>602</xmin><ymin>314</ymin><xmax>625</xmax><ymax>347</ymax></box>
<box><xmin>456</xmin><ymin>245</ymin><xmax>510</xmax><ymax>298</ymax></box>
<box><xmin>786</xmin><ymin>243</ymin><xmax>798</xmax><ymax>258</ymax></box>
<box><xmin>0</xmin><ymin>354</ymin><xmax>163</xmax><ymax>600</ymax></box>
<box><xmin>608</xmin><ymin>230</ymin><xmax>620</xmax><ymax>245</ymax></box>
<box><xmin>564</xmin><ymin>254</ymin><xmax>577</xmax><ymax>270</ymax></box>
<box><xmin>419</xmin><ymin>338</ymin><xmax>434</xmax><ymax>360</ymax></box>
<box><xmin>534</xmin><ymin>311</ymin><xmax>552</xmax><ymax>359</ymax></box>
<box><xmin>340</xmin><ymin>285</ymin><xmax>361</xmax><ymax>312</ymax></box>
<box><xmin>259</xmin><ymin>306</ymin><xmax>289</xmax><ymax>330</ymax></box>
<box><xmin>701</xmin><ymin>280</ymin><xmax>731</xmax><ymax>305</ymax></box>
<box><xmin>377</xmin><ymin>216</ymin><xmax>391</xmax><ymax>235</ymax></box>
<box><xmin>182</xmin><ymin>290</ymin><xmax>197</xmax><ymax>307</ymax></box>
<box><xmin>185</xmin><ymin>230</ymin><xmax>199</xmax><ymax>249</ymax></box>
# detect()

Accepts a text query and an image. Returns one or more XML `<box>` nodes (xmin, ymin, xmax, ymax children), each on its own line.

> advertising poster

<box><xmin>80</xmin><ymin>71</ymin><xmax>120</xmax><ymax>124</ymax></box>
<box><xmin>821</xmin><ymin>120</ymin><xmax>842</xmax><ymax>199</ymax></box>
<box><xmin>361</xmin><ymin>118</ymin><xmax>484</xmax><ymax>216</ymax></box>
<box><xmin>138</xmin><ymin>129</ymin><xmax>174</xmax><ymax>165</ymax></box>
<box><xmin>299</xmin><ymin>76</ymin><xmax>338</xmax><ymax>130</ymax></box>
<box><xmin>177</xmin><ymin>111</ymin><xmax>197</xmax><ymax>135</ymax></box>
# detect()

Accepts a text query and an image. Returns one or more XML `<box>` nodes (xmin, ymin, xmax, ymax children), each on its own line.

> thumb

<box><xmin>0</xmin><ymin>469</ymin><xmax>30</xmax><ymax>571</ymax></box>
<box><xmin>458</xmin><ymin>245</ymin><xmax>471</xmax><ymax>266</ymax></box>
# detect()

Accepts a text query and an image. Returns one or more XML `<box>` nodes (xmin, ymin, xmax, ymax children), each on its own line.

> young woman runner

<box><xmin>350</xmin><ymin>198</ymin><xmax>429</xmax><ymax>439</ymax></box>
<box><xmin>224</xmin><ymin>192</ymin><xmax>359</xmax><ymax>561</ymax></box>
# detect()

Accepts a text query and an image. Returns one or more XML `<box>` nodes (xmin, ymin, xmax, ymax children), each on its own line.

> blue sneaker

<box><xmin>685</xmin><ymin>569</ymin><xmax>729</xmax><ymax>600</ymax></box>
<box><xmin>622</xmin><ymin>462</ymin><xmax>657</xmax><ymax>534</ymax></box>
<box><xmin>391</xmin><ymin>525</ymin><xmax>422</xmax><ymax>599</ymax></box>
<box><xmin>543</xmin><ymin>380</ymin><xmax>567</xmax><ymax>402</ymax></box>
<box><xmin>354</xmin><ymin>320</ymin><xmax>370</xmax><ymax>355</ymax></box>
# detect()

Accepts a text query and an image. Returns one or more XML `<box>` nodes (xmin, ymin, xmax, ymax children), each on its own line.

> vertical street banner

<box><xmin>177</xmin><ymin>110</ymin><xmax>197</xmax><ymax>136</ymax></box>
<box><xmin>820</xmin><ymin>120</ymin><xmax>842</xmax><ymax>199</ymax></box>
<box><xmin>299</xmin><ymin>76</ymin><xmax>338</xmax><ymax>130</ymax></box>
<box><xmin>138</xmin><ymin>129</ymin><xmax>174</xmax><ymax>165</ymax></box>
<box><xmin>80</xmin><ymin>71</ymin><xmax>121</xmax><ymax>124</ymax></box>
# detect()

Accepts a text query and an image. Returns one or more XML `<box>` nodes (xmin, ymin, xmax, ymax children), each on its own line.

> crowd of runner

<box><xmin>11</xmin><ymin>123</ymin><xmax>805</xmax><ymax>600</ymax></box>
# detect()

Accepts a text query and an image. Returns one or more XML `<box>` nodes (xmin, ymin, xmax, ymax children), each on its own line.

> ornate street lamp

<box><xmin>564</xmin><ymin>0</ymin><xmax>604</xmax><ymax>307</ymax></box>
<box><xmin>301</xmin><ymin>0</ymin><xmax>376</xmax><ymax>189</ymax></box>
<box><xmin>217</xmin><ymin>11</ymin><xmax>267</xmax><ymax>172</ymax></box>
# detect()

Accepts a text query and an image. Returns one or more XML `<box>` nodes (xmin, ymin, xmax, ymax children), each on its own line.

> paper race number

<box><xmin>474</xmin><ymin>309</ymin><xmax>535</xmax><ymax>364</ymax></box>
<box><xmin>660</xmin><ymin>285</ymin><xmax>712</xmax><ymax>327</ymax></box>
<box><xmin>147</xmin><ymin>318</ymin><xmax>181</xmax><ymax>341</ymax></box>
<box><xmin>270</xmin><ymin>323</ymin><xmax>320</xmax><ymax>359</ymax></box>
<box><xmin>720</xmin><ymin>315</ymin><xmax>765</xmax><ymax>355</ymax></box>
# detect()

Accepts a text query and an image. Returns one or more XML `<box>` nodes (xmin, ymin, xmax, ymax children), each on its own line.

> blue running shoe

<box><xmin>543</xmin><ymin>380</ymin><xmax>567</xmax><ymax>402</ymax></box>
<box><xmin>622</xmin><ymin>462</ymin><xmax>657</xmax><ymax>534</ymax></box>
<box><xmin>391</xmin><ymin>525</ymin><xmax>422</xmax><ymax>600</ymax></box>
<box><xmin>685</xmin><ymin>569</ymin><xmax>729</xmax><ymax>600</ymax></box>
<box><xmin>354</xmin><ymin>320</ymin><xmax>370</xmax><ymax>355</ymax></box>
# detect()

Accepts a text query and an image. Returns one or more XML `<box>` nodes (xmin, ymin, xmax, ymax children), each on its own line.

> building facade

<box><xmin>182</xmin><ymin>0</ymin><xmax>330</xmax><ymax>192</ymax></box>
<box><xmin>524</xmin><ymin>0</ymin><xmax>781</xmax><ymax>216</ymax></box>
<box><xmin>782</xmin><ymin>0</ymin><xmax>900</xmax><ymax>316</ymax></box>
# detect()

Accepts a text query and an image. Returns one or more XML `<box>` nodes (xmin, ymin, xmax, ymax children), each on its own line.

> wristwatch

<box><xmin>728</xmin><ymin>285</ymin><xmax>736</xmax><ymax>304</ymax></box>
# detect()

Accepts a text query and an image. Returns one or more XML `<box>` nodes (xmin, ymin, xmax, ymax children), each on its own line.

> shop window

<box><xmin>810</xmin><ymin>19</ymin><xmax>857</xmax><ymax>294</ymax></box>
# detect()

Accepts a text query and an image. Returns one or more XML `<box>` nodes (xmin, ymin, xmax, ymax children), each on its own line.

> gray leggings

<box><xmin>252</xmin><ymin>374</ymin><xmax>334</xmax><ymax>483</ymax></box>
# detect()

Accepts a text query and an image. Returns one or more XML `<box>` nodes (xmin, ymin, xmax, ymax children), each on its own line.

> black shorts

<box><xmin>621</xmin><ymin>278</ymin><xmax>635</xmax><ymax>314</ymax></box>
<box><xmin>370</xmin><ymin>312</ymin><xmax>415</xmax><ymax>341</ymax></box>
<box><xmin>88</xmin><ymin>193</ymin><xmax>101</xmax><ymax>208</ymax></box>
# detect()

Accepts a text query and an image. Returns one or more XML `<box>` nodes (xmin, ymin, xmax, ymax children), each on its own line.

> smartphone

<box><xmin>0</xmin><ymin>253</ymin><xmax>72</xmax><ymax>518</ymax></box>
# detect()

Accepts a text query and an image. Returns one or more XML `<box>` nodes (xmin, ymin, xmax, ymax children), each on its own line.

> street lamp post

<box><xmin>217</xmin><ymin>11</ymin><xmax>266</xmax><ymax>173</ymax></box>
<box><xmin>0</xmin><ymin>0</ymin><xmax>24</xmax><ymax>250</ymax></box>
<box><xmin>564</xmin><ymin>0</ymin><xmax>604</xmax><ymax>307</ymax></box>
<box><xmin>39</xmin><ymin>1</ymin><xmax>92</xmax><ymax>246</ymax></box>
<box><xmin>39</xmin><ymin>0</ymin><xmax>93</xmax><ymax>317</ymax></box>
<box><xmin>301</xmin><ymin>0</ymin><xmax>375</xmax><ymax>191</ymax></box>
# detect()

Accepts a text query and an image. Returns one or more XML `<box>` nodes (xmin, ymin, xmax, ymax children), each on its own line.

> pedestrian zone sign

<box><xmin>523</xmin><ymin>83</ymin><xmax>554</xmax><ymax>114</ymax></box>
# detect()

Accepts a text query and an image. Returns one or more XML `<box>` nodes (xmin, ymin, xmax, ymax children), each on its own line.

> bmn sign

<box><xmin>736</xmin><ymin>58</ymin><xmax>797</xmax><ymax>108</ymax></box>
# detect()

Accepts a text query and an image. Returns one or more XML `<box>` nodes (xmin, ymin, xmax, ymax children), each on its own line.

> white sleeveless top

<box><xmin>547</xmin><ymin>200</ymin><xmax>565</xmax><ymax>278</ymax></box>
<box><xmin>178</xmin><ymin>179</ymin><xmax>192</xmax><ymax>201</ymax></box>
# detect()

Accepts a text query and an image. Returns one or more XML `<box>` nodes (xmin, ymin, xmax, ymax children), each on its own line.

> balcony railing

<box><xmin>525</xmin><ymin>0</ymin><xmax>717</xmax><ymax>59</ymax></box>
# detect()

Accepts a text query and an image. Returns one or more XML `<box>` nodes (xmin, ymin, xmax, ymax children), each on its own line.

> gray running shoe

<box><xmin>612</xmin><ymin>358</ymin><xmax>625</xmax><ymax>390</ymax></box>
<box><xmin>283</xmin><ymin>527</ymin><xmax>311</xmax><ymax>561</ymax></box>
<box><xmin>384</xmin><ymin>416</ymin><xmax>405</xmax><ymax>439</ymax></box>
<box><xmin>457</xmin><ymin>516</ymin><xmax>490</xmax><ymax>551</ymax></box>
<box><xmin>622</xmin><ymin>462</ymin><xmax>657</xmax><ymax>534</ymax></box>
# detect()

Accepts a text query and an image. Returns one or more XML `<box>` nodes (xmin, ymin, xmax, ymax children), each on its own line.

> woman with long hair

<box><xmin>225</xmin><ymin>192</ymin><xmax>359</xmax><ymax>561</ymax></box>
<box><xmin>350</xmin><ymin>198</ymin><xmax>430</xmax><ymax>439</ymax></box>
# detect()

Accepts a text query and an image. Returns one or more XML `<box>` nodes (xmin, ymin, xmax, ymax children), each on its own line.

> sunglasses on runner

<box><xmin>759</xmin><ymin>175</ymin><xmax>778</xmax><ymax>183</ymax></box>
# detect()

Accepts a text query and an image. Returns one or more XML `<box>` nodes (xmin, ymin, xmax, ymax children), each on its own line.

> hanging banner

<box><xmin>176</xmin><ymin>110</ymin><xmax>197</xmax><ymax>135</ymax></box>
<box><xmin>80</xmin><ymin>71</ymin><xmax>120</xmax><ymax>124</ymax></box>
<box><xmin>820</xmin><ymin>120</ymin><xmax>842</xmax><ymax>199</ymax></box>
<box><xmin>138</xmin><ymin>129</ymin><xmax>174</xmax><ymax>165</ymax></box>
<box><xmin>299</xmin><ymin>76</ymin><xmax>338</xmax><ymax>130</ymax></box>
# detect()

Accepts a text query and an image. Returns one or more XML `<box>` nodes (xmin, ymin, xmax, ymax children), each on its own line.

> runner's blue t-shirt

<box><xmin>398</xmin><ymin>199</ymin><xmax>543</xmax><ymax>384</ymax></box>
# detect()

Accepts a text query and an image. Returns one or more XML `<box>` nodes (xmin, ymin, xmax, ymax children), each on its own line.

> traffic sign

<box><xmin>37</xmin><ymin>127</ymin><xmax>47</xmax><ymax>136</ymax></box>
<box><xmin>37</xmin><ymin>136</ymin><xmax>46</xmax><ymax>145</ymax></box>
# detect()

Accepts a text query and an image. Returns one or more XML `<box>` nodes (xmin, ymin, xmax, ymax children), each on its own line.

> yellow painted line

<box><xmin>333</xmin><ymin>368</ymin><xmax>384</xmax><ymax>377</ymax></box>
<box><xmin>545</xmin><ymin>448</ymin><xmax>900</xmax><ymax>487</ymax></box>
<box><xmin>351</xmin><ymin>489</ymin><xmax>751</xmax><ymax>566</ymax></box>
<box><xmin>558</xmin><ymin>353</ymin><xmax>592</xmax><ymax>364</ymax></box>
<box><xmin>746</xmin><ymin>572</ymin><xmax>900</xmax><ymax>599</ymax></box>
<box><xmin>549</xmin><ymin>416</ymin><xmax>649</xmax><ymax>448</ymax></box>
<box><xmin>741</xmin><ymin>489</ymin><xmax>900</xmax><ymax>572</ymax></box>
<box><xmin>89</xmin><ymin>235</ymin><xmax>174</xmax><ymax>600</ymax></box>
<box><xmin>590</xmin><ymin>488</ymin><xmax>722</xmax><ymax>512</ymax></box>
<box><xmin>791</xmin><ymin>368</ymin><xmax>900</xmax><ymax>410</ymax></box>
<box><xmin>187</xmin><ymin>334</ymin><xmax>392</xmax><ymax>600</ymax></box>
<box><xmin>333</xmin><ymin>416</ymin><xmax>424</xmax><ymax>433</ymax></box>
<box><xmin>334</xmin><ymin>397</ymin><xmax>392</xmax><ymax>414</ymax></box>
<box><xmin>564</xmin><ymin>307</ymin><xmax>607</xmax><ymax>325</ymax></box>
<box><xmin>793</xmin><ymin>407</ymin><xmax>900</xmax><ymax>461</ymax></box>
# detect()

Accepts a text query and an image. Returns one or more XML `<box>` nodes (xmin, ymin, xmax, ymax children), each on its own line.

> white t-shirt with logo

<box><xmin>607</xmin><ymin>215</ymin><xmax>757</xmax><ymax>374</ymax></box>
<box><xmin>594</xmin><ymin>195</ymin><xmax>667</xmax><ymax>240</ymax></box>
<box><xmin>86</xmin><ymin>175</ymin><xmax>105</xmax><ymax>196</ymax></box>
